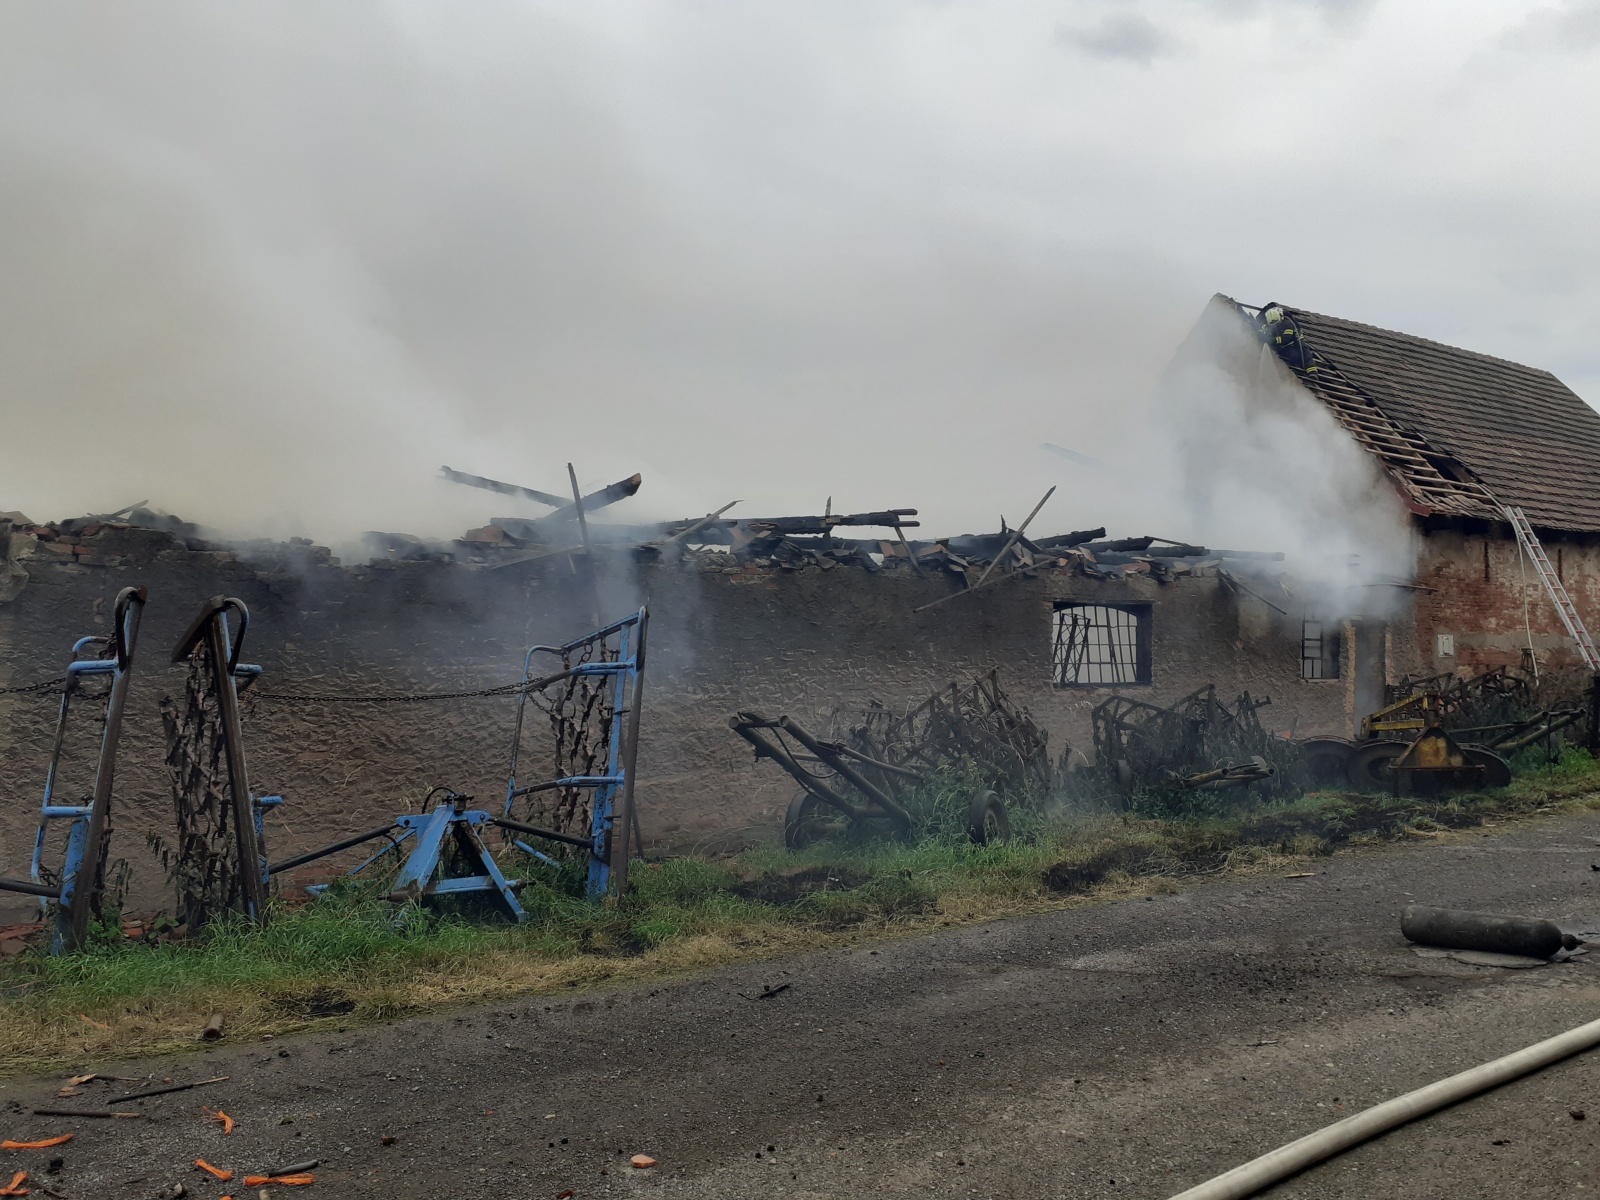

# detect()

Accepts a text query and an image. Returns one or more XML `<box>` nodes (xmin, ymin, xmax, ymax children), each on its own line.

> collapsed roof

<box><xmin>1227</xmin><ymin>297</ymin><xmax>1600</xmax><ymax>533</ymax></box>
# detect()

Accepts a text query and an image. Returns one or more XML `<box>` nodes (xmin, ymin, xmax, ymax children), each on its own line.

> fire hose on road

<box><xmin>1167</xmin><ymin>1004</ymin><xmax>1600</xmax><ymax>1200</ymax></box>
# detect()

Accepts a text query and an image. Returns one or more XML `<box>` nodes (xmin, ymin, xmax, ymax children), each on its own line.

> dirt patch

<box><xmin>732</xmin><ymin>865</ymin><xmax>871</xmax><ymax>905</ymax></box>
<box><xmin>1041</xmin><ymin>844</ymin><xmax>1153</xmax><ymax>893</ymax></box>
<box><xmin>1040</xmin><ymin>786</ymin><xmax>1585</xmax><ymax>894</ymax></box>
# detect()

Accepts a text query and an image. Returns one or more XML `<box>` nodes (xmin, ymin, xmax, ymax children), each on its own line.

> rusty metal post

<box><xmin>209</xmin><ymin>608</ymin><xmax>268</xmax><ymax>923</ymax></box>
<box><xmin>173</xmin><ymin>596</ymin><xmax>269</xmax><ymax>925</ymax></box>
<box><xmin>66</xmin><ymin>586</ymin><xmax>146</xmax><ymax>952</ymax></box>
<box><xmin>609</xmin><ymin>606</ymin><xmax>649</xmax><ymax>899</ymax></box>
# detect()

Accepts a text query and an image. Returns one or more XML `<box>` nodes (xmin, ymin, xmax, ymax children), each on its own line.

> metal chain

<box><xmin>251</xmin><ymin>680</ymin><xmax>535</xmax><ymax>705</ymax></box>
<box><xmin>0</xmin><ymin>676</ymin><xmax>66</xmax><ymax>696</ymax></box>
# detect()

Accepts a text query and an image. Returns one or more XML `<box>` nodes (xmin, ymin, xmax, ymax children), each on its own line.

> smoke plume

<box><xmin>0</xmin><ymin>2</ymin><xmax>1586</xmax><ymax>582</ymax></box>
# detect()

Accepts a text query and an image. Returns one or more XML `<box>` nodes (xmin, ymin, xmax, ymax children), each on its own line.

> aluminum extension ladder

<box><xmin>1503</xmin><ymin>505</ymin><xmax>1600</xmax><ymax>672</ymax></box>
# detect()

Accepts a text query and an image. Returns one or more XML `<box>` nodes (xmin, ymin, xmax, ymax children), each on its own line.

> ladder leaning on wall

<box><xmin>1502</xmin><ymin>505</ymin><xmax>1600</xmax><ymax>673</ymax></box>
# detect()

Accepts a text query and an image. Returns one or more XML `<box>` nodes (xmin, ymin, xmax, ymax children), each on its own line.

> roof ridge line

<box><xmin>1270</xmin><ymin>302</ymin><xmax>1560</xmax><ymax>380</ymax></box>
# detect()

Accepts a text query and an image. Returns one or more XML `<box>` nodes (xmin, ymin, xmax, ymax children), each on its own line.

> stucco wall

<box><xmin>2</xmin><ymin>522</ymin><xmax>1351</xmax><ymax>918</ymax></box>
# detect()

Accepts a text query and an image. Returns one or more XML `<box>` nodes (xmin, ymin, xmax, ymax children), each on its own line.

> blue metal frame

<box><xmin>504</xmin><ymin>607</ymin><xmax>648</xmax><ymax>901</ymax></box>
<box><xmin>303</xmin><ymin>790</ymin><xmax>527</xmax><ymax>921</ymax></box>
<box><xmin>291</xmin><ymin>609</ymin><xmax>648</xmax><ymax>914</ymax></box>
<box><xmin>28</xmin><ymin>589</ymin><xmax>146</xmax><ymax>953</ymax></box>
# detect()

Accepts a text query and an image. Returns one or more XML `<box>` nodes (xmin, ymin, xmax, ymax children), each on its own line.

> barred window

<box><xmin>1301</xmin><ymin>615</ymin><xmax>1341</xmax><ymax>680</ymax></box>
<box><xmin>1052</xmin><ymin>603</ymin><xmax>1151</xmax><ymax>686</ymax></box>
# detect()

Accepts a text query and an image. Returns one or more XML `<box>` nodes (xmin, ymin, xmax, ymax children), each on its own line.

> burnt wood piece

<box><xmin>440</xmin><ymin>466</ymin><xmax>568</xmax><ymax>508</ymax></box>
<box><xmin>1031</xmin><ymin>527</ymin><xmax>1106</xmax><ymax>550</ymax></box>
<box><xmin>740</xmin><ymin>510</ymin><xmax>918</xmax><ymax>535</ymax></box>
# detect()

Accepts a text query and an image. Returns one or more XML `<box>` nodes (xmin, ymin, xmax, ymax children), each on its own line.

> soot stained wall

<box><xmin>0</xmin><ymin>525</ymin><xmax>1341</xmax><ymax>917</ymax></box>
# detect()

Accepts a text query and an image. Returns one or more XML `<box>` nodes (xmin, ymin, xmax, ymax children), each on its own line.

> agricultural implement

<box><xmin>1091</xmin><ymin>685</ymin><xmax>1280</xmax><ymax>802</ymax></box>
<box><xmin>1297</xmin><ymin>668</ymin><xmax>1572</xmax><ymax>791</ymax></box>
<box><xmin>732</xmin><ymin>671</ymin><xmax>1048</xmax><ymax>848</ymax></box>
<box><xmin>165</xmin><ymin>595</ymin><xmax>282</xmax><ymax>927</ymax></box>
<box><xmin>0</xmin><ymin>587</ymin><xmax>147</xmax><ymax>954</ymax></box>
<box><xmin>276</xmin><ymin>607</ymin><xmax>650</xmax><ymax>910</ymax></box>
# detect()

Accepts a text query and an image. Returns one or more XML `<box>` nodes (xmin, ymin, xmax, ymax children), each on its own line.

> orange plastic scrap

<box><xmin>1</xmin><ymin>1136</ymin><xmax>72</xmax><ymax>1150</ymax></box>
<box><xmin>203</xmin><ymin>1107</ymin><xmax>236</xmax><ymax>1135</ymax></box>
<box><xmin>195</xmin><ymin>1159</ymin><xmax>234</xmax><ymax>1182</ymax></box>
<box><xmin>75</xmin><ymin>1014</ymin><xmax>110</xmax><ymax>1031</ymax></box>
<box><xmin>243</xmin><ymin>1174</ymin><xmax>315</xmax><ymax>1186</ymax></box>
<box><xmin>0</xmin><ymin>1170</ymin><xmax>26</xmax><ymax>1196</ymax></box>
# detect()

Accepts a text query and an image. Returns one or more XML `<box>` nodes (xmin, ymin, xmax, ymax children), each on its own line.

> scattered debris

<box><xmin>0</xmin><ymin>1138</ymin><xmax>70</xmax><ymax>1152</ymax></box>
<box><xmin>29</xmin><ymin>1110</ymin><xmax>139</xmax><ymax>1120</ymax></box>
<box><xmin>194</xmin><ymin>1160</ymin><xmax>233</xmax><ymax>1182</ymax></box>
<box><xmin>265</xmin><ymin>1159</ymin><xmax>319</xmax><ymax>1176</ymax></box>
<box><xmin>630</xmin><ymin>1154</ymin><xmax>657</xmax><ymax>1169</ymax></box>
<box><xmin>753</xmin><ymin>983</ymin><xmax>791</xmax><ymax>1000</ymax></box>
<box><xmin>0</xmin><ymin>1171</ymin><xmax>27</xmax><ymax>1197</ymax></box>
<box><xmin>75</xmin><ymin>1015</ymin><xmax>109</xmax><ymax>1031</ymax></box>
<box><xmin>201</xmin><ymin>1014</ymin><xmax>225</xmax><ymax>1042</ymax></box>
<box><xmin>121</xmin><ymin>1076</ymin><xmax>229</xmax><ymax>1102</ymax></box>
<box><xmin>204</xmin><ymin>1108</ymin><xmax>235</xmax><ymax>1135</ymax></box>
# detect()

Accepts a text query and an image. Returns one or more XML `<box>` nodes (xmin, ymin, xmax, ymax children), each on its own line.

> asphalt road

<box><xmin>6</xmin><ymin>814</ymin><xmax>1600</xmax><ymax>1200</ymax></box>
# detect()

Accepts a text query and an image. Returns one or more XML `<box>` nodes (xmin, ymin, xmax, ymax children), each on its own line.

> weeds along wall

<box><xmin>0</xmin><ymin>523</ymin><xmax>1347</xmax><ymax>917</ymax></box>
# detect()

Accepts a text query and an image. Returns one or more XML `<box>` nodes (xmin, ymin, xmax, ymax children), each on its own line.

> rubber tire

<box><xmin>1347</xmin><ymin>741</ymin><xmax>1409</xmax><ymax>790</ymax></box>
<box><xmin>784</xmin><ymin>791</ymin><xmax>845</xmax><ymax>850</ymax></box>
<box><xmin>967</xmin><ymin>790</ymin><xmax>1010</xmax><ymax>845</ymax></box>
<box><xmin>1462</xmin><ymin>745</ymin><xmax>1513</xmax><ymax>789</ymax></box>
<box><xmin>1299</xmin><ymin>737</ymin><xmax>1355</xmax><ymax>787</ymax></box>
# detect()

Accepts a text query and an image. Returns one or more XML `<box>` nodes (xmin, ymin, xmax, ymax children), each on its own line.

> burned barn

<box><xmin>4</xmin><ymin>296</ymin><xmax>1599</xmax><ymax>912</ymax></box>
<box><xmin>1216</xmin><ymin>295</ymin><xmax>1600</xmax><ymax>707</ymax></box>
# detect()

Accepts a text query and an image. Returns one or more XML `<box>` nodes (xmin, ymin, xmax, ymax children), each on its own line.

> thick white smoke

<box><xmin>1149</xmin><ymin>296</ymin><xmax>1418</xmax><ymax>612</ymax></box>
<box><xmin>0</xmin><ymin>2</ymin><xmax>1587</xmax><ymax>576</ymax></box>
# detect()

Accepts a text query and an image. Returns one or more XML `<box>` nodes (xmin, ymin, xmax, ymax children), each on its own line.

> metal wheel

<box><xmin>1347</xmin><ymin>741</ymin><xmax>1409</xmax><ymax>790</ymax></box>
<box><xmin>967</xmin><ymin>790</ymin><xmax>1010</xmax><ymax>845</ymax></box>
<box><xmin>1462</xmin><ymin>745</ymin><xmax>1512</xmax><ymax>789</ymax></box>
<box><xmin>1298</xmin><ymin>737</ymin><xmax>1355</xmax><ymax>788</ymax></box>
<box><xmin>784</xmin><ymin>790</ymin><xmax>848</xmax><ymax>850</ymax></box>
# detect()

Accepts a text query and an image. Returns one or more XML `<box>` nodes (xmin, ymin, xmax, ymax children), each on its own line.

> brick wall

<box><xmin>1408</xmin><ymin>524</ymin><xmax>1600</xmax><ymax>678</ymax></box>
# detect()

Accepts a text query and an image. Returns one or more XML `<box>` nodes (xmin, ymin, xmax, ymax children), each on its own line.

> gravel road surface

<box><xmin>6</xmin><ymin>813</ymin><xmax>1600</xmax><ymax>1200</ymax></box>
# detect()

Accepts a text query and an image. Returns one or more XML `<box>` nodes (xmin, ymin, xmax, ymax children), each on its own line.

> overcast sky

<box><xmin>1</xmin><ymin>1</ymin><xmax>1596</xmax><ymax>549</ymax></box>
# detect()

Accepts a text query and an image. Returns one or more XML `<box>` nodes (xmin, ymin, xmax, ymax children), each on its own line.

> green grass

<box><xmin>6</xmin><ymin>748</ymin><xmax>1600</xmax><ymax>1074</ymax></box>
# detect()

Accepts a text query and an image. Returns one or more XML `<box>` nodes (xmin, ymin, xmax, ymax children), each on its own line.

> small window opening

<box><xmin>1052</xmin><ymin>603</ymin><xmax>1152</xmax><ymax>686</ymax></box>
<box><xmin>1302</xmin><ymin>615</ymin><xmax>1341</xmax><ymax>680</ymax></box>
